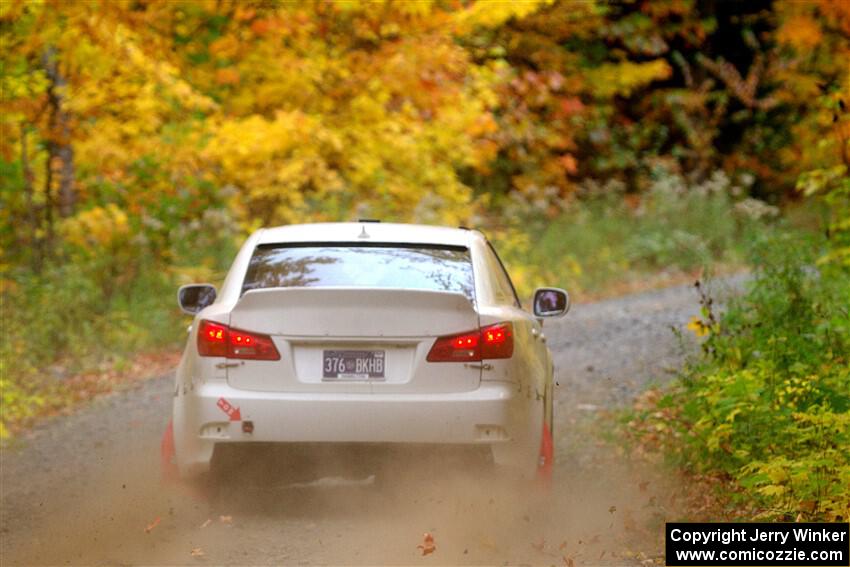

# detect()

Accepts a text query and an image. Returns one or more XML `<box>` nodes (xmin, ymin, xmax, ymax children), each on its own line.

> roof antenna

<box><xmin>358</xmin><ymin>225</ymin><xmax>370</xmax><ymax>239</ymax></box>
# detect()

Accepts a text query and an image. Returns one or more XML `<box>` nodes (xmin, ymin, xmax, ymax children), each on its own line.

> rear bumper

<box><xmin>173</xmin><ymin>381</ymin><xmax>519</xmax><ymax>477</ymax></box>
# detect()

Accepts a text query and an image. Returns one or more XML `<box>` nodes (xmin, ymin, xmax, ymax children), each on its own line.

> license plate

<box><xmin>322</xmin><ymin>350</ymin><xmax>385</xmax><ymax>380</ymax></box>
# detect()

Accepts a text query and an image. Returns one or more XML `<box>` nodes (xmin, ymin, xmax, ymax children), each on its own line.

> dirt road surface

<box><xmin>1</xmin><ymin>278</ymin><xmax>743</xmax><ymax>565</ymax></box>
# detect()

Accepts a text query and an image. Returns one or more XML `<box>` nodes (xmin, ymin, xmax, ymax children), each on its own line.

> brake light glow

<box><xmin>484</xmin><ymin>327</ymin><xmax>506</xmax><ymax>343</ymax></box>
<box><xmin>454</xmin><ymin>334</ymin><xmax>478</xmax><ymax>348</ymax></box>
<box><xmin>199</xmin><ymin>321</ymin><xmax>227</xmax><ymax>357</ymax></box>
<box><xmin>427</xmin><ymin>322</ymin><xmax>513</xmax><ymax>362</ymax></box>
<box><xmin>197</xmin><ymin>320</ymin><xmax>280</xmax><ymax>360</ymax></box>
<box><xmin>206</xmin><ymin>325</ymin><xmax>225</xmax><ymax>342</ymax></box>
<box><xmin>481</xmin><ymin>322</ymin><xmax>513</xmax><ymax>359</ymax></box>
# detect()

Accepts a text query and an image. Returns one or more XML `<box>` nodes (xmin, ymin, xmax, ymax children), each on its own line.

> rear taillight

<box><xmin>481</xmin><ymin>322</ymin><xmax>513</xmax><ymax>359</ymax></box>
<box><xmin>426</xmin><ymin>322</ymin><xmax>513</xmax><ymax>362</ymax></box>
<box><xmin>197</xmin><ymin>320</ymin><xmax>280</xmax><ymax>360</ymax></box>
<box><xmin>198</xmin><ymin>320</ymin><xmax>228</xmax><ymax>357</ymax></box>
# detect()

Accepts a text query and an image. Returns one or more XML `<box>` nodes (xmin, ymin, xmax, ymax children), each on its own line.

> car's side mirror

<box><xmin>533</xmin><ymin>287</ymin><xmax>570</xmax><ymax>318</ymax></box>
<box><xmin>177</xmin><ymin>284</ymin><xmax>217</xmax><ymax>315</ymax></box>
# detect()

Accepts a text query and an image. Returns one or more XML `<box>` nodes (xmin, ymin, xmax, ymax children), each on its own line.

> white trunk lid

<box><xmin>226</xmin><ymin>288</ymin><xmax>481</xmax><ymax>394</ymax></box>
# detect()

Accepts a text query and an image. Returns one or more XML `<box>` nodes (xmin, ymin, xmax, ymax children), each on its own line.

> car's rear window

<box><xmin>242</xmin><ymin>243</ymin><xmax>475</xmax><ymax>300</ymax></box>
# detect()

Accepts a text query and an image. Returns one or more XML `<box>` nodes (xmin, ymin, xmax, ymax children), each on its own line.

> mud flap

<box><xmin>536</xmin><ymin>420</ymin><xmax>553</xmax><ymax>488</ymax></box>
<box><xmin>160</xmin><ymin>419</ymin><xmax>178</xmax><ymax>483</ymax></box>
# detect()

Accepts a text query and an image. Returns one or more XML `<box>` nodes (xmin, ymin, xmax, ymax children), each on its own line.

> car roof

<box><xmin>255</xmin><ymin>222</ymin><xmax>483</xmax><ymax>248</ymax></box>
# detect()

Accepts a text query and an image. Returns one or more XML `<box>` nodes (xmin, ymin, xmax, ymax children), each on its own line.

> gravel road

<box><xmin>1</xmin><ymin>277</ymin><xmax>745</xmax><ymax>566</ymax></box>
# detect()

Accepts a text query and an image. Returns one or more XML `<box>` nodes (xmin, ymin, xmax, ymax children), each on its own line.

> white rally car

<box><xmin>171</xmin><ymin>222</ymin><xmax>569</xmax><ymax>481</ymax></box>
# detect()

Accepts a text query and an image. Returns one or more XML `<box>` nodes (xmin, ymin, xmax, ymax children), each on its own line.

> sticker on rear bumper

<box><xmin>217</xmin><ymin>397</ymin><xmax>242</xmax><ymax>421</ymax></box>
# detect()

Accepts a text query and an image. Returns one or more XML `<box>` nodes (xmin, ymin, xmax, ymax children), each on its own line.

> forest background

<box><xmin>1</xmin><ymin>0</ymin><xmax>848</xmax><ymax>521</ymax></box>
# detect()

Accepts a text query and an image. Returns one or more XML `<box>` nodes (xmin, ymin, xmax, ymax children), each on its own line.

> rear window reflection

<box><xmin>242</xmin><ymin>244</ymin><xmax>475</xmax><ymax>300</ymax></box>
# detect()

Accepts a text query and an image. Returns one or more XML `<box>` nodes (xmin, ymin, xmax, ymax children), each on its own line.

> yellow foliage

<box><xmin>687</xmin><ymin>315</ymin><xmax>710</xmax><ymax>337</ymax></box>
<box><xmin>61</xmin><ymin>204</ymin><xmax>130</xmax><ymax>252</ymax></box>
<box><xmin>586</xmin><ymin>59</ymin><xmax>673</xmax><ymax>98</ymax></box>
<box><xmin>215</xmin><ymin>68</ymin><xmax>240</xmax><ymax>86</ymax></box>
<box><xmin>777</xmin><ymin>15</ymin><xmax>823</xmax><ymax>50</ymax></box>
<box><xmin>192</xmin><ymin>1</ymin><xmax>502</xmax><ymax>228</ymax></box>
<box><xmin>758</xmin><ymin>485</ymin><xmax>787</xmax><ymax>497</ymax></box>
<box><xmin>452</xmin><ymin>0</ymin><xmax>553</xmax><ymax>33</ymax></box>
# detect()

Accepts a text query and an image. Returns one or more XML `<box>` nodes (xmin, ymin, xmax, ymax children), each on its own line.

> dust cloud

<box><xmin>5</xmin><ymin>434</ymin><xmax>679</xmax><ymax>565</ymax></box>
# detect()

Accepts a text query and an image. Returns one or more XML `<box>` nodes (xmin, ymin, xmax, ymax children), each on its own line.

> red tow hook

<box><xmin>537</xmin><ymin>421</ymin><xmax>554</xmax><ymax>487</ymax></box>
<box><xmin>160</xmin><ymin>419</ymin><xmax>178</xmax><ymax>483</ymax></box>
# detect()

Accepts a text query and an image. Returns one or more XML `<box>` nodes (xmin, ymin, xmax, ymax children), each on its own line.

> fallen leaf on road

<box><xmin>219</xmin><ymin>515</ymin><xmax>233</xmax><ymax>524</ymax></box>
<box><xmin>417</xmin><ymin>532</ymin><xmax>436</xmax><ymax>556</ymax></box>
<box><xmin>190</xmin><ymin>547</ymin><xmax>204</xmax><ymax>557</ymax></box>
<box><xmin>559</xmin><ymin>541</ymin><xmax>568</xmax><ymax>550</ymax></box>
<box><xmin>144</xmin><ymin>517</ymin><xmax>161</xmax><ymax>533</ymax></box>
<box><xmin>479</xmin><ymin>535</ymin><xmax>498</xmax><ymax>551</ymax></box>
<box><xmin>200</xmin><ymin>519</ymin><xmax>212</xmax><ymax>529</ymax></box>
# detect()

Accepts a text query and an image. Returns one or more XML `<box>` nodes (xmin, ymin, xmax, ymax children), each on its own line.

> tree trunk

<box><xmin>20</xmin><ymin>122</ymin><xmax>42</xmax><ymax>272</ymax></box>
<box><xmin>44</xmin><ymin>138</ymin><xmax>54</xmax><ymax>249</ymax></box>
<box><xmin>43</xmin><ymin>46</ymin><xmax>76</xmax><ymax>219</ymax></box>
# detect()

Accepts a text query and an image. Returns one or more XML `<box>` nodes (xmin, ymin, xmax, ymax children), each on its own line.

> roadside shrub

<box><xmin>494</xmin><ymin>169</ymin><xmax>780</xmax><ymax>298</ymax></box>
<box><xmin>60</xmin><ymin>204</ymin><xmax>137</xmax><ymax>300</ymax></box>
<box><xmin>626</xmin><ymin>233</ymin><xmax>850</xmax><ymax>520</ymax></box>
<box><xmin>0</xmin><ymin>204</ymin><xmax>238</xmax><ymax>438</ymax></box>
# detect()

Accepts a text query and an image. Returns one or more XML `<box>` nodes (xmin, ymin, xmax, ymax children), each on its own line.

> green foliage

<box><xmin>493</xmin><ymin>169</ymin><xmax>779</xmax><ymax>298</ymax></box>
<box><xmin>798</xmin><ymin>165</ymin><xmax>850</xmax><ymax>267</ymax></box>
<box><xmin>0</xmin><ymin>211</ymin><xmax>238</xmax><ymax>437</ymax></box>
<box><xmin>626</xmin><ymin>235</ymin><xmax>850</xmax><ymax>520</ymax></box>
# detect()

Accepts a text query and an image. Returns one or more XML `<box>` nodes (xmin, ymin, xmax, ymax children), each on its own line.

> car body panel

<box><xmin>173</xmin><ymin>380</ymin><xmax>516</xmax><ymax>478</ymax></box>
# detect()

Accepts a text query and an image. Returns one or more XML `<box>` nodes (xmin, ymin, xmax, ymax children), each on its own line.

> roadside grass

<box><xmin>0</xmin><ymin>248</ymin><xmax>233</xmax><ymax>439</ymax></box>
<box><xmin>1</xmin><ymin>263</ymin><xmax>182</xmax><ymax>438</ymax></box>
<box><xmin>493</xmin><ymin>170</ymin><xmax>795</xmax><ymax>300</ymax></box>
<box><xmin>620</xmin><ymin>233</ymin><xmax>850</xmax><ymax>521</ymax></box>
